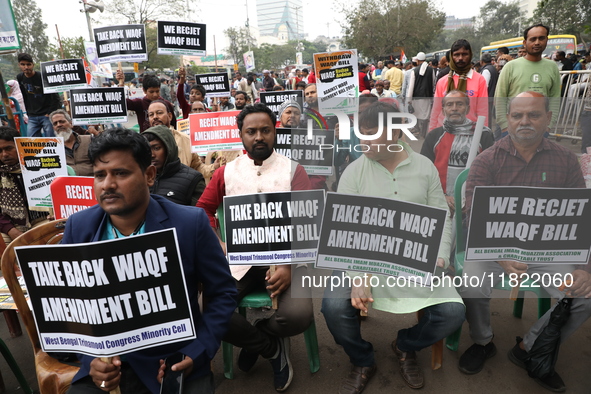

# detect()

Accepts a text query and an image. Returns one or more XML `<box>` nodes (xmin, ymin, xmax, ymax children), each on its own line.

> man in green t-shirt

<box><xmin>494</xmin><ymin>24</ymin><xmax>560</xmax><ymax>136</ymax></box>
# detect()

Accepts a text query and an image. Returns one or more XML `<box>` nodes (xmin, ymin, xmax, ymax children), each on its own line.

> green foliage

<box><xmin>144</xmin><ymin>26</ymin><xmax>179</xmax><ymax>72</ymax></box>
<box><xmin>50</xmin><ymin>36</ymin><xmax>86</xmax><ymax>60</ymax></box>
<box><xmin>530</xmin><ymin>0</ymin><xmax>591</xmax><ymax>44</ymax></box>
<box><xmin>101</xmin><ymin>0</ymin><xmax>190</xmax><ymax>24</ymax></box>
<box><xmin>12</xmin><ymin>0</ymin><xmax>51</xmax><ymax>62</ymax></box>
<box><xmin>224</xmin><ymin>27</ymin><xmax>256</xmax><ymax>67</ymax></box>
<box><xmin>340</xmin><ymin>0</ymin><xmax>445</xmax><ymax>61</ymax></box>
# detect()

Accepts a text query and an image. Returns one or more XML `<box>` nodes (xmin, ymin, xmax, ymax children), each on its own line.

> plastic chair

<box><xmin>216</xmin><ymin>206</ymin><xmax>320</xmax><ymax>379</ymax></box>
<box><xmin>1</xmin><ymin>220</ymin><xmax>80</xmax><ymax>393</ymax></box>
<box><xmin>445</xmin><ymin>169</ymin><xmax>551</xmax><ymax>351</ymax></box>
<box><xmin>0</xmin><ymin>337</ymin><xmax>33</xmax><ymax>393</ymax></box>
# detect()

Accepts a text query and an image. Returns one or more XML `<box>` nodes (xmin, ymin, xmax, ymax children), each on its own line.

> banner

<box><xmin>40</xmin><ymin>59</ymin><xmax>87</xmax><ymax>94</ymax></box>
<box><xmin>50</xmin><ymin>176</ymin><xmax>97</xmax><ymax>220</ymax></box>
<box><xmin>313</xmin><ymin>49</ymin><xmax>359</xmax><ymax>116</ymax></box>
<box><xmin>189</xmin><ymin>110</ymin><xmax>242</xmax><ymax>153</ymax></box>
<box><xmin>224</xmin><ymin>190</ymin><xmax>324</xmax><ymax>265</ymax></box>
<box><xmin>157</xmin><ymin>21</ymin><xmax>206</xmax><ymax>56</ymax></box>
<box><xmin>16</xmin><ymin>229</ymin><xmax>195</xmax><ymax>357</ymax></box>
<box><xmin>15</xmin><ymin>137</ymin><xmax>68</xmax><ymax>209</ymax></box>
<box><xmin>275</xmin><ymin>127</ymin><xmax>334</xmax><ymax>175</ymax></box>
<box><xmin>195</xmin><ymin>73</ymin><xmax>230</xmax><ymax>98</ymax></box>
<box><xmin>465</xmin><ymin>186</ymin><xmax>591</xmax><ymax>263</ymax></box>
<box><xmin>94</xmin><ymin>24</ymin><xmax>147</xmax><ymax>63</ymax></box>
<box><xmin>70</xmin><ymin>87</ymin><xmax>127</xmax><ymax>125</ymax></box>
<box><xmin>0</xmin><ymin>0</ymin><xmax>20</xmax><ymax>53</ymax></box>
<box><xmin>84</xmin><ymin>41</ymin><xmax>113</xmax><ymax>78</ymax></box>
<box><xmin>177</xmin><ymin>118</ymin><xmax>190</xmax><ymax>137</ymax></box>
<box><xmin>243</xmin><ymin>51</ymin><xmax>255</xmax><ymax>72</ymax></box>
<box><xmin>315</xmin><ymin>193</ymin><xmax>447</xmax><ymax>286</ymax></box>
<box><xmin>259</xmin><ymin>90</ymin><xmax>303</xmax><ymax>117</ymax></box>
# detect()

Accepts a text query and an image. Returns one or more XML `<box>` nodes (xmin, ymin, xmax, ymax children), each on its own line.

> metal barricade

<box><xmin>0</xmin><ymin>96</ymin><xmax>28</xmax><ymax>135</ymax></box>
<box><xmin>551</xmin><ymin>70</ymin><xmax>591</xmax><ymax>143</ymax></box>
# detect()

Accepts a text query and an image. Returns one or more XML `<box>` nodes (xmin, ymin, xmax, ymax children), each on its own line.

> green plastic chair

<box><xmin>217</xmin><ymin>206</ymin><xmax>320</xmax><ymax>379</ymax></box>
<box><xmin>0</xmin><ymin>337</ymin><xmax>33</xmax><ymax>393</ymax></box>
<box><xmin>445</xmin><ymin>168</ymin><xmax>551</xmax><ymax>352</ymax></box>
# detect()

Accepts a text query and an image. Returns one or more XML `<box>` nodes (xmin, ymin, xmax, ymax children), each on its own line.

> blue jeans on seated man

<box><xmin>27</xmin><ymin>115</ymin><xmax>55</xmax><ymax>137</ymax></box>
<box><xmin>321</xmin><ymin>271</ymin><xmax>465</xmax><ymax>367</ymax></box>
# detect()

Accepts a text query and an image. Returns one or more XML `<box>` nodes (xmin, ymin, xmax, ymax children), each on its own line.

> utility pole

<box><xmin>291</xmin><ymin>5</ymin><xmax>301</xmax><ymax>41</ymax></box>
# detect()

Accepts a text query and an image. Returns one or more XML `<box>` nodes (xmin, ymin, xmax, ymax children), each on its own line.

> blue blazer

<box><xmin>64</xmin><ymin>195</ymin><xmax>237</xmax><ymax>393</ymax></box>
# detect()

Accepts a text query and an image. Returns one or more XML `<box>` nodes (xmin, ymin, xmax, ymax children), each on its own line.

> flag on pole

<box><xmin>401</xmin><ymin>50</ymin><xmax>407</xmax><ymax>64</ymax></box>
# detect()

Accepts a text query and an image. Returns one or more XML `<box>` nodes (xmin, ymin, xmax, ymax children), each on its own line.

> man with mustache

<box><xmin>197</xmin><ymin>103</ymin><xmax>313</xmax><ymax>392</ymax></box>
<box><xmin>64</xmin><ymin>127</ymin><xmax>236</xmax><ymax>394</ymax></box>
<box><xmin>429</xmin><ymin>39</ymin><xmax>489</xmax><ymax>132</ymax></box>
<box><xmin>49</xmin><ymin>109</ymin><xmax>93</xmax><ymax>176</ymax></box>
<box><xmin>495</xmin><ymin>24</ymin><xmax>560</xmax><ymax>138</ymax></box>
<box><xmin>458</xmin><ymin>92</ymin><xmax>591</xmax><ymax>392</ymax></box>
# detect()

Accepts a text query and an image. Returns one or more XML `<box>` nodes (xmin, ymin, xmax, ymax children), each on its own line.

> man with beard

<box><xmin>420</xmin><ymin>91</ymin><xmax>494</xmax><ymax>215</ymax></box>
<box><xmin>458</xmin><ymin>92</ymin><xmax>591</xmax><ymax>393</ymax></box>
<box><xmin>49</xmin><ymin>110</ymin><xmax>93</xmax><ymax>176</ymax></box>
<box><xmin>0</xmin><ymin>127</ymin><xmax>48</xmax><ymax>243</ymax></box>
<box><xmin>234</xmin><ymin>90</ymin><xmax>250</xmax><ymax>110</ymax></box>
<box><xmin>197</xmin><ymin>103</ymin><xmax>313</xmax><ymax>392</ymax></box>
<box><xmin>430</xmin><ymin>39</ymin><xmax>489</xmax><ymax>131</ymax></box>
<box><xmin>495</xmin><ymin>24</ymin><xmax>560</xmax><ymax>136</ymax></box>
<box><xmin>278</xmin><ymin>100</ymin><xmax>302</xmax><ymax>128</ymax></box>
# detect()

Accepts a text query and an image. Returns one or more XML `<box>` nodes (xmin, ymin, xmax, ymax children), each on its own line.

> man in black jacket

<box><xmin>142</xmin><ymin>125</ymin><xmax>205</xmax><ymax>205</ymax></box>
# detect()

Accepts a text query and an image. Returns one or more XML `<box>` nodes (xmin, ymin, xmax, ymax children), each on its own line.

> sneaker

<box><xmin>238</xmin><ymin>348</ymin><xmax>259</xmax><ymax>372</ymax></box>
<box><xmin>458</xmin><ymin>342</ymin><xmax>497</xmax><ymax>374</ymax></box>
<box><xmin>268</xmin><ymin>337</ymin><xmax>293</xmax><ymax>392</ymax></box>
<box><xmin>507</xmin><ymin>336</ymin><xmax>527</xmax><ymax>370</ymax></box>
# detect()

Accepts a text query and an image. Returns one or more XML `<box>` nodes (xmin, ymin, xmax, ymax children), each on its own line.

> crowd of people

<box><xmin>1</xmin><ymin>22</ymin><xmax>590</xmax><ymax>394</ymax></box>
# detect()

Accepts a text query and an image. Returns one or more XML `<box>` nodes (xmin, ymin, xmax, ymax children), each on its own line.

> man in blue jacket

<box><xmin>65</xmin><ymin>127</ymin><xmax>236</xmax><ymax>394</ymax></box>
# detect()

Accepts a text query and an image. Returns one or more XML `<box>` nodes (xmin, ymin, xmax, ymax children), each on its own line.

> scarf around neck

<box><xmin>446</xmin><ymin>49</ymin><xmax>473</xmax><ymax>93</ymax></box>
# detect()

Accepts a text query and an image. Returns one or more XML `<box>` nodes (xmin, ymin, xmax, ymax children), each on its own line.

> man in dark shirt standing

<box><xmin>16</xmin><ymin>53</ymin><xmax>61</xmax><ymax>137</ymax></box>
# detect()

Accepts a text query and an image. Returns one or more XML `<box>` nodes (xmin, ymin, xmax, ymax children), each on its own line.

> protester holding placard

<box><xmin>197</xmin><ymin>103</ymin><xmax>313</xmax><ymax>392</ymax></box>
<box><xmin>16</xmin><ymin>53</ymin><xmax>62</xmax><ymax>137</ymax></box>
<box><xmin>142</xmin><ymin>125</ymin><xmax>205</xmax><ymax>205</ymax></box>
<box><xmin>177</xmin><ymin>67</ymin><xmax>209</xmax><ymax>119</ymax></box>
<box><xmin>458</xmin><ymin>92</ymin><xmax>591</xmax><ymax>392</ymax></box>
<box><xmin>49</xmin><ymin>109</ymin><xmax>93</xmax><ymax>176</ymax></box>
<box><xmin>65</xmin><ymin>127</ymin><xmax>236</xmax><ymax>394</ymax></box>
<box><xmin>0</xmin><ymin>127</ymin><xmax>49</xmax><ymax>244</ymax></box>
<box><xmin>116</xmin><ymin>70</ymin><xmax>176</xmax><ymax>132</ymax></box>
<box><xmin>322</xmin><ymin>101</ymin><xmax>464</xmax><ymax>392</ymax></box>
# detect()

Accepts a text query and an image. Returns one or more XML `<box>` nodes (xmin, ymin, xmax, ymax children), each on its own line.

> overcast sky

<box><xmin>37</xmin><ymin>0</ymin><xmax>491</xmax><ymax>53</ymax></box>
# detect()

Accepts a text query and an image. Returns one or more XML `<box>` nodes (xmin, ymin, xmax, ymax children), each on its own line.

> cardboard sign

<box><xmin>177</xmin><ymin>118</ymin><xmax>190</xmax><ymax>137</ymax></box>
<box><xmin>15</xmin><ymin>137</ymin><xmax>68</xmax><ymax>209</ymax></box>
<box><xmin>465</xmin><ymin>186</ymin><xmax>591</xmax><ymax>263</ymax></box>
<box><xmin>0</xmin><ymin>0</ymin><xmax>20</xmax><ymax>53</ymax></box>
<box><xmin>275</xmin><ymin>127</ymin><xmax>334</xmax><ymax>175</ymax></box>
<box><xmin>260</xmin><ymin>90</ymin><xmax>304</xmax><ymax>117</ymax></box>
<box><xmin>40</xmin><ymin>59</ymin><xmax>86</xmax><ymax>93</ymax></box>
<box><xmin>157</xmin><ymin>21</ymin><xmax>206</xmax><ymax>56</ymax></box>
<box><xmin>195</xmin><ymin>73</ymin><xmax>231</xmax><ymax>98</ymax></box>
<box><xmin>84</xmin><ymin>41</ymin><xmax>113</xmax><ymax>78</ymax></box>
<box><xmin>94</xmin><ymin>24</ymin><xmax>147</xmax><ymax>63</ymax></box>
<box><xmin>189</xmin><ymin>110</ymin><xmax>242</xmax><ymax>153</ymax></box>
<box><xmin>313</xmin><ymin>49</ymin><xmax>359</xmax><ymax>116</ymax></box>
<box><xmin>16</xmin><ymin>229</ymin><xmax>195</xmax><ymax>357</ymax></box>
<box><xmin>315</xmin><ymin>193</ymin><xmax>447</xmax><ymax>286</ymax></box>
<box><xmin>244</xmin><ymin>51</ymin><xmax>255</xmax><ymax>72</ymax></box>
<box><xmin>70</xmin><ymin>87</ymin><xmax>127</xmax><ymax>125</ymax></box>
<box><xmin>224</xmin><ymin>190</ymin><xmax>325</xmax><ymax>265</ymax></box>
<box><xmin>50</xmin><ymin>176</ymin><xmax>97</xmax><ymax>220</ymax></box>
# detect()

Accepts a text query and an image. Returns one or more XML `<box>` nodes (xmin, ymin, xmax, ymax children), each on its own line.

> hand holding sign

<box><xmin>266</xmin><ymin>265</ymin><xmax>291</xmax><ymax>299</ymax></box>
<box><xmin>567</xmin><ymin>270</ymin><xmax>591</xmax><ymax>298</ymax></box>
<box><xmin>351</xmin><ymin>281</ymin><xmax>373</xmax><ymax>314</ymax></box>
<box><xmin>90</xmin><ymin>356</ymin><xmax>121</xmax><ymax>392</ymax></box>
<box><xmin>157</xmin><ymin>355</ymin><xmax>194</xmax><ymax>383</ymax></box>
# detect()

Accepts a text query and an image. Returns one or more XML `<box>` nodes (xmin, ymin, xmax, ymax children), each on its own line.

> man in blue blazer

<box><xmin>66</xmin><ymin>127</ymin><xmax>237</xmax><ymax>394</ymax></box>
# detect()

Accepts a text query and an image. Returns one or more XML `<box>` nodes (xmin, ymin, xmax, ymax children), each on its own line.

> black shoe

<box><xmin>238</xmin><ymin>348</ymin><xmax>259</xmax><ymax>372</ymax></box>
<box><xmin>268</xmin><ymin>337</ymin><xmax>292</xmax><ymax>392</ymax></box>
<box><xmin>533</xmin><ymin>372</ymin><xmax>566</xmax><ymax>393</ymax></box>
<box><xmin>507</xmin><ymin>336</ymin><xmax>527</xmax><ymax>370</ymax></box>
<box><xmin>458</xmin><ymin>342</ymin><xmax>497</xmax><ymax>374</ymax></box>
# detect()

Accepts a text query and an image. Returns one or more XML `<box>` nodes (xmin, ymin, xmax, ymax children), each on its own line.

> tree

<box><xmin>474</xmin><ymin>0</ymin><xmax>525</xmax><ymax>44</ymax></box>
<box><xmin>50</xmin><ymin>36</ymin><xmax>86</xmax><ymax>59</ymax></box>
<box><xmin>224</xmin><ymin>27</ymin><xmax>256</xmax><ymax>67</ymax></box>
<box><xmin>12</xmin><ymin>0</ymin><xmax>51</xmax><ymax>61</ymax></box>
<box><xmin>101</xmin><ymin>0</ymin><xmax>192</xmax><ymax>24</ymax></box>
<box><xmin>530</xmin><ymin>0</ymin><xmax>591</xmax><ymax>43</ymax></box>
<box><xmin>340</xmin><ymin>0</ymin><xmax>445</xmax><ymax>60</ymax></box>
<box><xmin>143</xmin><ymin>27</ymin><xmax>179</xmax><ymax>72</ymax></box>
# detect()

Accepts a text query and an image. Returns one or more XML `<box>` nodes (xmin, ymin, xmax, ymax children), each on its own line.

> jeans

<box><xmin>321</xmin><ymin>271</ymin><xmax>465</xmax><ymax>367</ymax></box>
<box><xmin>27</xmin><ymin>115</ymin><xmax>55</xmax><ymax>137</ymax></box>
